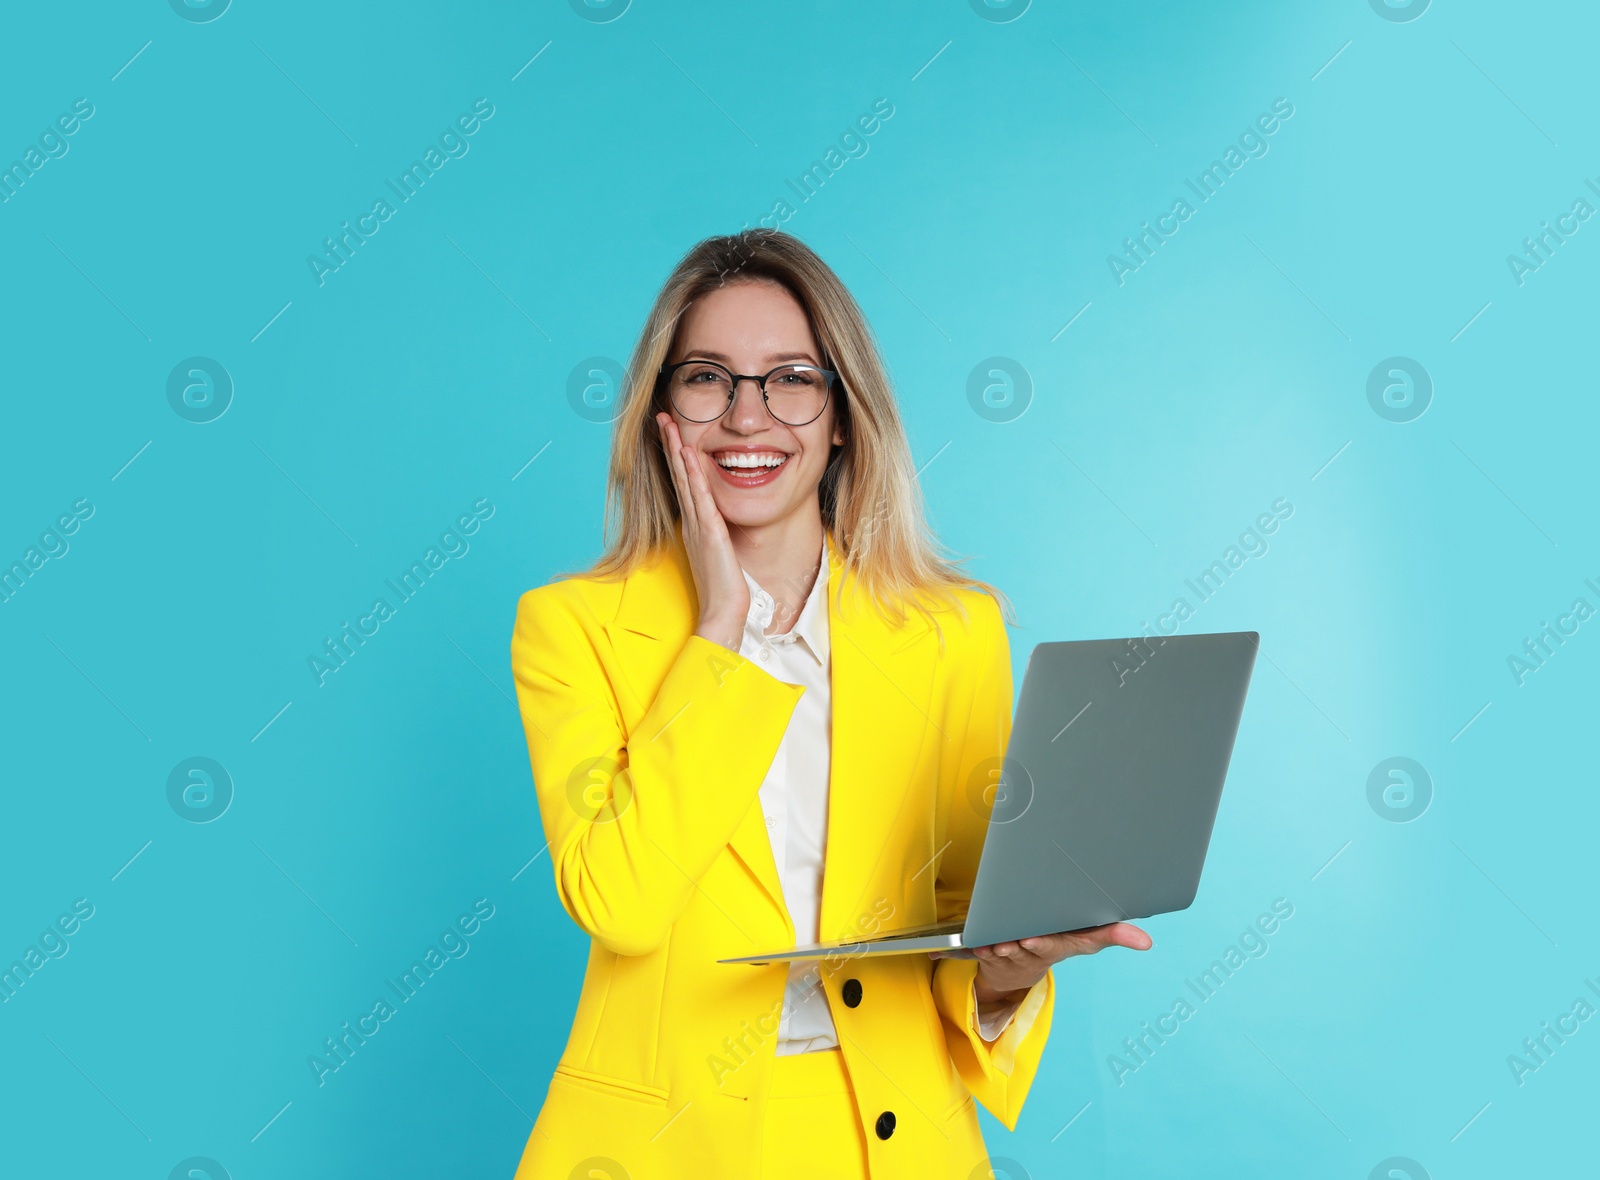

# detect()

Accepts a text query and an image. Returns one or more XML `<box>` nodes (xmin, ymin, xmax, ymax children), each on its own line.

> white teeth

<box><xmin>715</xmin><ymin>453</ymin><xmax>787</xmax><ymax>470</ymax></box>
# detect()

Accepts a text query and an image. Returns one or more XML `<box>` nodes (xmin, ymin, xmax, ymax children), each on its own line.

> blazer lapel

<box><xmin>601</xmin><ymin>530</ymin><xmax>942</xmax><ymax>943</ymax></box>
<box><xmin>601</xmin><ymin>535</ymin><xmax>695</xmax><ymax>724</ymax></box>
<box><xmin>819</xmin><ymin>543</ymin><xmax>940</xmax><ymax>941</ymax></box>
<box><xmin>602</xmin><ymin>533</ymin><xmax>789</xmax><ymax>925</ymax></box>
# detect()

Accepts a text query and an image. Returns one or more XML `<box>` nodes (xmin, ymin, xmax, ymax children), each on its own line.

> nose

<box><xmin>725</xmin><ymin>375</ymin><xmax>769</xmax><ymax>432</ymax></box>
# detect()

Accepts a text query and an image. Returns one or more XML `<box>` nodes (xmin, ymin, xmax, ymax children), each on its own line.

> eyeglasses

<box><xmin>658</xmin><ymin>359</ymin><xmax>839</xmax><ymax>426</ymax></box>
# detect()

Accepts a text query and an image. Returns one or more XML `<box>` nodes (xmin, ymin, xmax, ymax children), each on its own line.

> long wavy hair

<box><xmin>574</xmin><ymin>229</ymin><xmax>1011</xmax><ymax>629</ymax></box>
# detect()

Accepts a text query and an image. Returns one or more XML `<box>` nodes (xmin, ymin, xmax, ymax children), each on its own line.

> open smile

<box><xmin>710</xmin><ymin>448</ymin><xmax>791</xmax><ymax>488</ymax></box>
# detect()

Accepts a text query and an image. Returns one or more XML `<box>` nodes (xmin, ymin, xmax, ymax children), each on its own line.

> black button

<box><xmin>842</xmin><ymin>978</ymin><xmax>862</xmax><ymax>1008</ymax></box>
<box><xmin>875</xmin><ymin>1111</ymin><xmax>896</xmax><ymax>1140</ymax></box>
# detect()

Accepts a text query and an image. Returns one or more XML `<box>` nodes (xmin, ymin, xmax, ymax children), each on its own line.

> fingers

<box><xmin>656</xmin><ymin>413</ymin><xmax>697</xmax><ymax>535</ymax></box>
<box><xmin>1054</xmin><ymin>921</ymin><xmax>1151</xmax><ymax>947</ymax></box>
<box><xmin>967</xmin><ymin>923</ymin><xmax>1155</xmax><ymax>969</ymax></box>
<box><xmin>1102</xmin><ymin>922</ymin><xmax>1154</xmax><ymax>950</ymax></box>
<box><xmin>656</xmin><ymin>412</ymin><xmax>749</xmax><ymax>634</ymax></box>
<box><xmin>973</xmin><ymin>942</ymin><xmax>1024</xmax><ymax>961</ymax></box>
<box><xmin>679</xmin><ymin>439</ymin><xmax>725</xmax><ymax>540</ymax></box>
<box><xmin>974</xmin><ymin>946</ymin><xmax>1046</xmax><ymax>999</ymax></box>
<box><xmin>1011</xmin><ymin>935</ymin><xmax>1079</xmax><ymax>963</ymax></box>
<box><xmin>1015</xmin><ymin>923</ymin><xmax>1153</xmax><ymax>961</ymax></box>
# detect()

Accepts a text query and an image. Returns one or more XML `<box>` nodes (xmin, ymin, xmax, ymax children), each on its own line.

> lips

<box><xmin>709</xmin><ymin>448</ymin><xmax>791</xmax><ymax>488</ymax></box>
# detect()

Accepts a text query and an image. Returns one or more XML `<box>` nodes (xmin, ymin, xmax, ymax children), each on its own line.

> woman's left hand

<box><xmin>934</xmin><ymin>922</ymin><xmax>1153</xmax><ymax>1003</ymax></box>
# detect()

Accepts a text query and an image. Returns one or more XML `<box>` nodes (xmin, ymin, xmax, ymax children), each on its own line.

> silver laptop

<box><xmin>719</xmin><ymin>631</ymin><xmax>1258</xmax><ymax>965</ymax></box>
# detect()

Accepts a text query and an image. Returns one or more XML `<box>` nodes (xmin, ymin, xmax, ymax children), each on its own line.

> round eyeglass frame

<box><xmin>657</xmin><ymin>359</ymin><xmax>840</xmax><ymax>427</ymax></box>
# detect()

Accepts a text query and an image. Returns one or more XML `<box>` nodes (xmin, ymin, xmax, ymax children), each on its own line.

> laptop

<box><xmin>719</xmin><ymin>630</ymin><xmax>1258</xmax><ymax>965</ymax></box>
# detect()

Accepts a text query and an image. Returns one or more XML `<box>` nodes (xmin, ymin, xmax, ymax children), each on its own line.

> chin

<box><xmin>714</xmin><ymin>500</ymin><xmax>786</xmax><ymax>529</ymax></box>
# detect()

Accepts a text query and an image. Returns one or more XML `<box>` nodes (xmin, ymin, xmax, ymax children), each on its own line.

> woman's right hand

<box><xmin>656</xmin><ymin>411</ymin><xmax>749</xmax><ymax>651</ymax></box>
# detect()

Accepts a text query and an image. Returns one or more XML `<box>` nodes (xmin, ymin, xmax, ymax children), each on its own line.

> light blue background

<box><xmin>2</xmin><ymin>1</ymin><xmax>1594</xmax><ymax>1177</ymax></box>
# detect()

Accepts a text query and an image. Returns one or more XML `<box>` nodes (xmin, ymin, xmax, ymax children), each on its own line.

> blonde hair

<box><xmin>574</xmin><ymin>229</ymin><xmax>1012</xmax><ymax>629</ymax></box>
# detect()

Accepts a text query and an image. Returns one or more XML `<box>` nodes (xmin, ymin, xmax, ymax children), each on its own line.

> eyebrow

<box><xmin>676</xmin><ymin>349</ymin><xmax>822</xmax><ymax>367</ymax></box>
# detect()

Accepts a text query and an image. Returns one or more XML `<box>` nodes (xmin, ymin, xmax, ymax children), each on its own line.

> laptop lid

<box><xmin>959</xmin><ymin>631</ymin><xmax>1258</xmax><ymax>947</ymax></box>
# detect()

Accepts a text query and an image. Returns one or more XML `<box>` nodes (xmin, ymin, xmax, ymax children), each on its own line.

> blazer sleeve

<box><xmin>929</xmin><ymin>591</ymin><xmax>1056</xmax><ymax>1130</ymax></box>
<box><xmin>510</xmin><ymin>584</ymin><xmax>803</xmax><ymax>957</ymax></box>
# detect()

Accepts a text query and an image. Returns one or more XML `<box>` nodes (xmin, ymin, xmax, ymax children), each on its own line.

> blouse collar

<box><xmin>740</xmin><ymin>533</ymin><xmax>831</xmax><ymax>666</ymax></box>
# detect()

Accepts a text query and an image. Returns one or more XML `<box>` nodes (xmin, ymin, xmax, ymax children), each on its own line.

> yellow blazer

<box><xmin>508</xmin><ymin>529</ymin><xmax>1055</xmax><ymax>1179</ymax></box>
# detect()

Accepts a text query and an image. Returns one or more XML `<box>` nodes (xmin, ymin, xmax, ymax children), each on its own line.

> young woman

<box><xmin>508</xmin><ymin>230</ymin><xmax>1150</xmax><ymax>1179</ymax></box>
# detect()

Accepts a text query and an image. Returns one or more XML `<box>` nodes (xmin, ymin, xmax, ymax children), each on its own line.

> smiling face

<box><xmin>663</xmin><ymin>278</ymin><xmax>845</xmax><ymax>531</ymax></box>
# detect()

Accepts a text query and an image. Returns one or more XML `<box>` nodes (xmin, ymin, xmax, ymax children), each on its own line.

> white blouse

<box><xmin>738</xmin><ymin>535</ymin><xmax>1031</xmax><ymax>1055</ymax></box>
